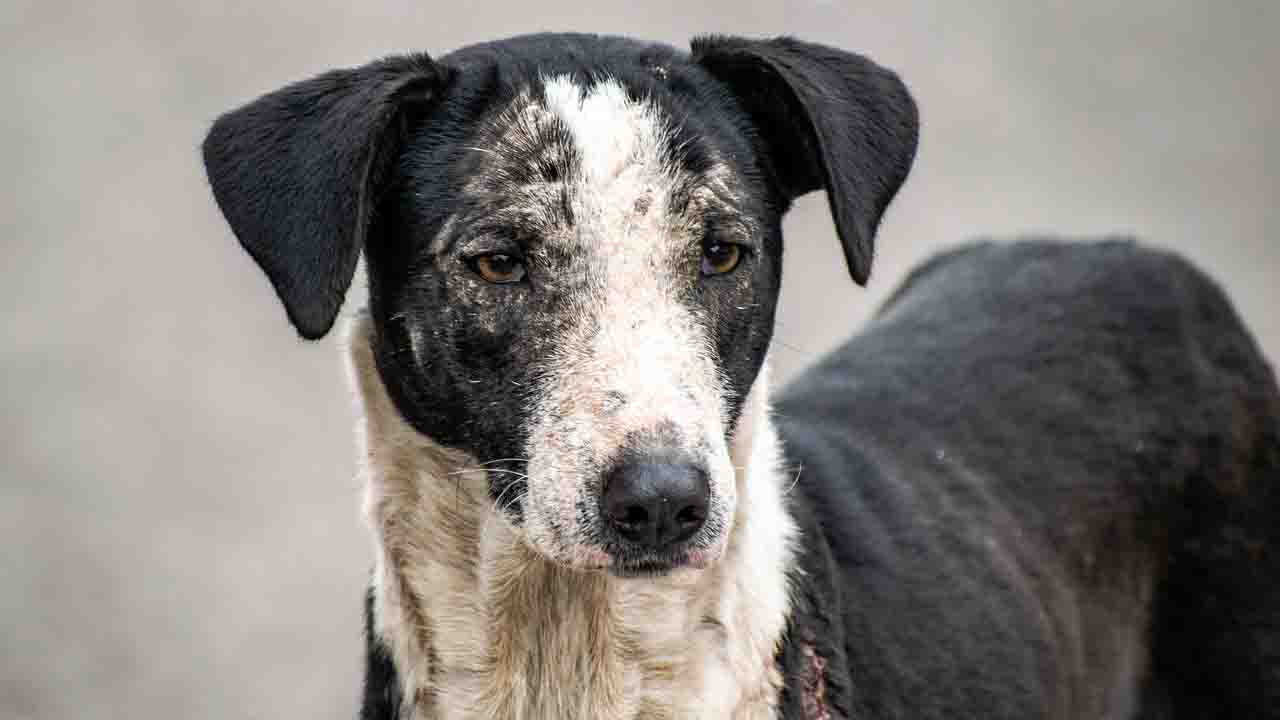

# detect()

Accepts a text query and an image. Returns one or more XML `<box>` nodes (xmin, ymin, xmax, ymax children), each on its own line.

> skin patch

<box><xmin>798</xmin><ymin>629</ymin><xmax>831</xmax><ymax>720</ymax></box>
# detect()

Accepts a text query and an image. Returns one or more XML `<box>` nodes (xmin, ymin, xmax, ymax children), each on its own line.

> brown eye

<box><xmin>701</xmin><ymin>243</ymin><xmax>742</xmax><ymax>276</ymax></box>
<box><xmin>472</xmin><ymin>253</ymin><xmax>527</xmax><ymax>284</ymax></box>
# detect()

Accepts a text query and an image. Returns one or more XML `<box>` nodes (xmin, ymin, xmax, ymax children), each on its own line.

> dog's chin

<box><xmin>516</xmin><ymin>532</ymin><xmax>614</xmax><ymax>572</ymax></box>
<box><xmin>607</xmin><ymin>550</ymin><xmax>706</xmax><ymax>578</ymax></box>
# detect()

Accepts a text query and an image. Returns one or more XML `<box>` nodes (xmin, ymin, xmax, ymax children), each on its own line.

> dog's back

<box><xmin>777</xmin><ymin>239</ymin><xmax>1280</xmax><ymax>718</ymax></box>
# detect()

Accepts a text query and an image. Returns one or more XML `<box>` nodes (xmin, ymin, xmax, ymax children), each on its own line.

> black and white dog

<box><xmin>202</xmin><ymin>33</ymin><xmax>1280</xmax><ymax>719</ymax></box>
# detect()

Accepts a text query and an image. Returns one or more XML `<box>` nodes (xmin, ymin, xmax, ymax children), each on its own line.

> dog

<box><xmin>202</xmin><ymin>33</ymin><xmax>1280</xmax><ymax>719</ymax></box>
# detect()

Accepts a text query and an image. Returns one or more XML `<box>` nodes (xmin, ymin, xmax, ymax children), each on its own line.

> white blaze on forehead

<box><xmin>512</xmin><ymin>77</ymin><xmax>738</xmax><ymax>563</ymax></box>
<box><xmin>541</xmin><ymin>75</ymin><xmax>672</xmax><ymax>185</ymax></box>
<box><xmin>539</xmin><ymin>76</ymin><xmax>718</xmax><ymax>438</ymax></box>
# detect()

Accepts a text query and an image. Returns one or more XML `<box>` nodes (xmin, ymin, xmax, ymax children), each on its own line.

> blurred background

<box><xmin>3</xmin><ymin>1</ymin><xmax>1277</xmax><ymax>718</ymax></box>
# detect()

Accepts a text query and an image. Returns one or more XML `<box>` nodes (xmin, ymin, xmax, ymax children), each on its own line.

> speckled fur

<box><xmin>462</xmin><ymin>77</ymin><xmax>749</xmax><ymax>567</ymax></box>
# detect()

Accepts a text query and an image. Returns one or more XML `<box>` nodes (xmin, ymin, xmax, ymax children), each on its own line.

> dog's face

<box><xmin>203</xmin><ymin>34</ymin><xmax>917</xmax><ymax>575</ymax></box>
<box><xmin>372</xmin><ymin>73</ymin><xmax>778</xmax><ymax>571</ymax></box>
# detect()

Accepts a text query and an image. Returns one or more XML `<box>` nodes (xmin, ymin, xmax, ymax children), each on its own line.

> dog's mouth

<box><xmin>611</xmin><ymin>558</ymin><xmax>688</xmax><ymax>578</ymax></box>
<box><xmin>607</xmin><ymin>547</ymin><xmax>714</xmax><ymax>578</ymax></box>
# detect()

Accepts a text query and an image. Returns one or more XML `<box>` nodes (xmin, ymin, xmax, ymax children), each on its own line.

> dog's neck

<box><xmin>346</xmin><ymin>316</ymin><xmax>797</xmax><ymax>719</ymax></box>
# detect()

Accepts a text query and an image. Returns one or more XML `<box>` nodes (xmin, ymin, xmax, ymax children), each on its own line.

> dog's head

<box><xmin>203</xmin><ymin>33</ymin><xmax>916</xmax><ymax>576</ymax></box>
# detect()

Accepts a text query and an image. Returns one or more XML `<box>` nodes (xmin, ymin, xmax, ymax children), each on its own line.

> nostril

<box><xmin>613</xmin><ymin>504</ymin><xmax>650</xmax><ymax>528</ymax></box>
<box><xmin>675</xmin><ymin>503</ymin><xmax>705</xmax><ymax>527</ymax></box>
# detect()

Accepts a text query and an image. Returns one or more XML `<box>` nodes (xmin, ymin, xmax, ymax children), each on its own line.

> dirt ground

<box><xmin>3</xmin><ymin>2</ymin><xmax>1276</xmax><ymax>718</ymax></box>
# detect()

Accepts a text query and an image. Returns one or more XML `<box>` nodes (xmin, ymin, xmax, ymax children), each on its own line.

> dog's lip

<box><xmin>607</xmin><ymin>548</ymin><xmax>713</xmax><ymax>578</ymax></box>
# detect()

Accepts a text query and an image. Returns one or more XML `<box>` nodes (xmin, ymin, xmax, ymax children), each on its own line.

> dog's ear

<box><xmin>202</xmin><ymin>54</ymin><xmax>449</xmax><ymax>339</ymax></box>
<box><xmin>691</xmin><ymin>36</ymin><xmax>918</xmax><ymax>285</ymax></box>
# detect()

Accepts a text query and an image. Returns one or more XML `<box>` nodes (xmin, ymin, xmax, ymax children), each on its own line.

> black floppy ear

<box><xmin>691</xmin><ymin>36</ymin><xmax>918</xmax><ymax>285</ymax></box>
<box><xmin>202</xmin><ymin>54</ymin><xmax>449</xmax><ymax>339</ymax></box>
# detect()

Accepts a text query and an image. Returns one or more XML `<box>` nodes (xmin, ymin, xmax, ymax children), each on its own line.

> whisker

<box><xmin>498</xmin><ymin>490</ymin><xmax>528</xmax><ymax>516</ymax></box>
<box><xmin>784</xmin><ymin>463</ymin><xmax>804</xmax><ymax>495</ymax></box>
<box><xmin>477</xmin><ymin>458</ymin><xmax>531</xmax><ymax>466</ymax></box>
<box><xmin>771</xmin><ymin>321</ymin><xmax>823</xmax><ymax>359</ymax></box>
<box><xmin>489</xmin><ymin>483</ymin><xmax>524</xmax><ymax>514</ymax></box>
<box><xmin>479</xmin><ymin>488</ymin><xmax>529</xmax><ymax>537</ymax></box>
<box><xmin>448</xmin><ymin>467</ymin><xmax>530</xmax><ymax>479</ymax></box>
<box><xmin>771</xmin><ymin>336</ymin><xmax>818</xmax><ymax>359</ymax></box>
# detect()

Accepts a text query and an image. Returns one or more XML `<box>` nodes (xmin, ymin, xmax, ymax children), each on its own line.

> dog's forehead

<box><xmin>451</xmin><ymin>72</ymin><xmax>755</xmax><ymax>260</ymax></box>
<box><xmin>537</xmin><ymin>76</ymin><xmax>669</xmax><ymax>187</ymax></box>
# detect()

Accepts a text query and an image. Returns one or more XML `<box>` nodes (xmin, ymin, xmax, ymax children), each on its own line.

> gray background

<box><xmin>3</xmin><ymin>2</ymin><xmax>1277</xmax><ymax>718</ymax></box>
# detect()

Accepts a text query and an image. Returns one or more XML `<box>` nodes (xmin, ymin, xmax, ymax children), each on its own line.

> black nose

<box><xmin>602</xmin><ymin>459</ymin><xmax>709</xmax><ymax>549</ymax></box>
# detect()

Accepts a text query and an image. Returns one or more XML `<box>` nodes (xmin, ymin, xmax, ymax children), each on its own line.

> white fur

<box><xmin>542</xmin><ymin>76</ymin><xmax>672</xmax><ymax>185</ymax></box>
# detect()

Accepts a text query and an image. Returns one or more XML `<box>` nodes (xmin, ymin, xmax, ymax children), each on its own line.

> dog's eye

<box><xmin>471</xmin><ymin>253</ymin><xmax>527</xmax><ymax>284</ymax></box>
<box><xmin>701</xmin><ymin>243</ymin><xmax>743</xmax><ymax>276</ymax></box>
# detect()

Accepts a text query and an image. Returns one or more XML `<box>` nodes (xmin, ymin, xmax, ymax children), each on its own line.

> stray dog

<box><xmin>202</xmin><ymin>33</ymin><xmax>1280</xmax><ymax>719</ymax></box>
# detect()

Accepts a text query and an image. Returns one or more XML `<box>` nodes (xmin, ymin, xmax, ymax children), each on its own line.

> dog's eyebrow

<box><xmin>431</xmin><ymin>218</ymin><xmax>518</xmax><ymax>258</ymax></box>
<box><xmin>430</xmin><ymin>186</ymin><xmax>759</xmax><ymax>260</ymax></box>
<box><xmin>425</xmin><ymin>214</ymin><xmax>462</xmax><ymax>256</ymax></box>
<box><xmin>452</xmin><ymin>194</ymin><xmax>559</xmax><ymax>240</ymax></box>
<box><xmin>699</xmin><ymin>202</ymin><xmax>758</xmax><ymax>248</ymax></box>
